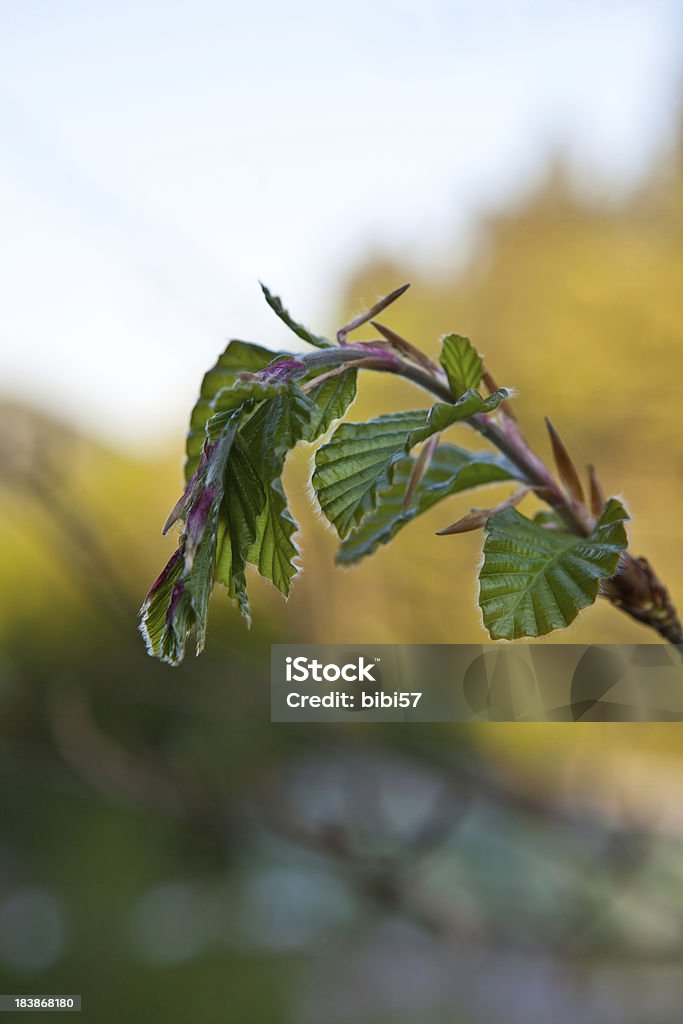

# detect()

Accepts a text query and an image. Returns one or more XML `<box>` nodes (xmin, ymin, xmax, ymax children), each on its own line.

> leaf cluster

<box><xmin>141</xmin><ymin>289</ymin><xmax>628</xmax><ymax>664</ymax></box>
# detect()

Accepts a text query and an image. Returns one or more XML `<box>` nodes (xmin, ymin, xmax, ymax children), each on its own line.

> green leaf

<box><xmin>248</xmin><ymin>477</ymin><xmax>300</xmax><ymax>596</ymax></box>
<box><xmin>139</xmin><ymin>549</ymin><xmax>186</xmax><ymax>665</ymax></box>
<box><xmin>304</xmin><ymin>369</ymin><xmax>358</xmax><ymax>438</ymax></box>
<box><xmin>313</xmin><ymin>388</ymin><xmax>509</xmax><ymax>538</ymax></box>
<box><xmin>239</xmin><ymin>384</ymin><xmax>317</xmax><ymax>595</ymax></box>
<box><xmin>183</xmin><ymin>507</ymin><xmax>220</xmax><ymax>652</ymax></box>
<box><xmin>260</xmin><ymin>283</ymin><xmax>334</xmax><ymax>349</ymax></box>
<box><xmin>147</xmin><ymin>366</ymin><xmax>355</xmax><ymax>660</ymax></box>
<box><xmin>186</xmin><ymin>339</ymin><xmax>279</xmax><ymax>479</ymax></box>
<box><xmin>532</xmin><ymin>509</ymin><xmax>566</xmax><ymax>529</ymax></box>
<box><xmin>236</xmin><ymin>375</ymin><xmax>357</xmax><ymax>595</ymax></box>
<box><xmin>241</xmin><ymin>382</ymin><xmax>317</xmax><ymax>460</ymax></box>
<box><xmin>337</xmin><ymin>444</ymin><xmax>520</xmax><ymax>565</ymax></box>
<box><xmin>479</xmin><ymin>497</ymin><xmax>629</xmax><ymax>640</ymax></box>
<box><xmin>240</xmin><ymin>373</ymin><xmax>355</xmax><ymax>594</ymax></box>
<box><xmin>141</xmin><ymin>421</ymin><xmax>243</xmax><ymax>663</ymax></box>
<box><xmin>313</xmin><ymin>410</ymin><xmax>427</xmax><ymax>539</ymax></box>
<box><xmin>408</xmin><ymin>389</ymin><xmax>508</xmax><ymax>445</ymax></box>
<box><xmin>212</xmin><ymin>378</ymin><xmax>290</xmax><ymax>412</ymax></box>
<box><xmin>214</xmin><ymin>436</ymin><xmax>267</xmax><ymax>623</ymax></box>
<box><xmin>205</xmin><ymin>378</ymin><xmax>294</xmax><ymax>443</ymax></box>
<box><xmin>439</xmin><ymin>334</ymin><xmax>483</xmax><ymax>398</ymax></box>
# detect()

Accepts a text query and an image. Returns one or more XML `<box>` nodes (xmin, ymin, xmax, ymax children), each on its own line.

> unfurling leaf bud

<box><xmin>588</xmin><ymin>464</ymin><xmax>605</xmax><ymax>519</ymax></box>
<box><xmin>545</xmin><ymin>417</ymin><xmax>585</xmax><ymax>504</ymax></box>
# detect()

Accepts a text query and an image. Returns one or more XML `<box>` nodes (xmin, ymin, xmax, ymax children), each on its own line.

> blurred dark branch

<box><xmin>250</xmin><ymin>742</ymin><xmax>672</xmax><ymax>960</ymax></box>
<box><xmin>255</xmin><ymin>772</ymin><xmax>494</xmax><ymax>946</ymax></box>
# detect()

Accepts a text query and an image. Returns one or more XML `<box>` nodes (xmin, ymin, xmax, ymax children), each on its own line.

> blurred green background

<box><xmin>3</xmin><ymin>2</ymin><xmax>683</xmax><ymax>1021</ymax></box>
<box><xmin>3</xmin><ymin>122</ymin><xmax>683</xmax><ymax>1021</ymax></box>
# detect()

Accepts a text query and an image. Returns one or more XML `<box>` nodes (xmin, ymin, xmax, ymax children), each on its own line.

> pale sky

<box><xmin>1</xmin><ymin>0</ymin><xmax>682</xmax><ymax>449</ymax></box>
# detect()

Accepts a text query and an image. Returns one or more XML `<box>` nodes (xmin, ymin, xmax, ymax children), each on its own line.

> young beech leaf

<box><xmin>142</xmin><ymin>363</ymin><xmax>360</xmax><ymax>662</ymax></box>
<box><xmin>313</xmin><ymin>410</ymin><xmax>427</xmax><ymax>538</ymax></box>
<box><xmin>139</xmin><ymin>549</ymin><xmax>186</xmax><ymax>664</ymax></box>
<box><xmin>239</xmin><ymin>373</ymin><xmax>357</xmax><ymax>595</ymax></box>
<box><xmin>186</xmin><ymin>339</ymin><xmax>280</xmax><ymax>479</ymax></box>
<box><xmin>409</xmin><ymin>389</ymin><xmax>508</xmax><ymax>443</ymax></box>
<box><xmin>140</xmin><ymin>417</ymin><xmax>242</xmax><ymax>664</ymax></box>
<box><xmin>313</xmin><ymin>388</ymin><xmax>510</xmax><ymax>538</ymax></box>
<box><xmin>213</xmin><ymin>436</ymin><xmax>267</xmax><ymax>623</ymax></box>
<box><xmin>247</xmin><ymin>370</ymin><xmax>358</xmax><ymax>594</ymax></box>
<box><xmin>439</xmin><ymin>334</ymin><xmax>483</xmax><ymax>398</ymax></box>
<box><xmin>239</xmin><ymin>384</ymin><xmax>317</xmax><ymax>595</ymax></box>
<box><xmin>260</xmin><ymin>283</ymin><xmax>333</xmax><ymax>349</ymax></box>
<box><xmin>206</xmin><ymin>381</ymin><xmax>321</xmax><ymax>616</ymax></box>
<box><xmin>337</xmin><ymin>444</ymin><xmax>520</xmax><ymax>565</ymax></box>
<box><xmin>304</xmin><ymin>369</ymin><xmax>358</xmax><ymax>438</ymax></box>
<box><xmin>479</xmin><ymin>497</ymin><xmax>629</xmax><ymax>640</ymax></box>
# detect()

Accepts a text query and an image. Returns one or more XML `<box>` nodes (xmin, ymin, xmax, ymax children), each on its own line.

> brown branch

<box><xmin>314</xmin><ymin>293</ymin><xmax>683</xmax><ymax>646</ymax></box>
